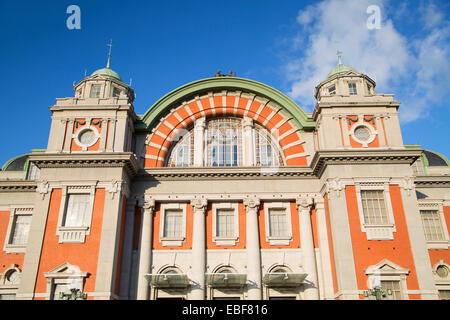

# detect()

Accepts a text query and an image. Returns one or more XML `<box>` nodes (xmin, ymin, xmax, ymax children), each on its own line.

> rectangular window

<box><xmin>0</xmin><ymin>294</ymin><xmax>16</xmax><ymax>300</ymax></box>
<box><xmin>63</xmin><ymin>194</ymin><xmax>90</xmax><ymax>227</ymax></box>
<box><xmin>52</xmin><ymin>284</ymin><xmax>71</xmax><ymax>300</ymax></box>
<box><xmin>381</xmin><ymin>280</ymin><xmax>402</xmax><ymax>300</ymax></box>
<box><xmin>27</xmin><ymin>163</ymin><xmax>40</xmax><ymax>180</ymax></box>
<box><xmin>361</xmin><ymin>190</ymin><xmax>389</xmax><ymax>225</ymax></box>
<box><xmin>439</xmin><ymin>290</ymin><xmax>450</xmax><ymax>300</ymax></box>
<box><xmin>112</xmin><ymin>87</ymin><xmax>121</xmax><ymax>97</ymax></box>
<box><xmin>348</xmin><ymin>83</ymin><xmax>357</xmax><ymax>95</ymax></box>
<box><xmin>90</xmin><ymin>85</ymin><xmax>101</xmax><ymax>98</ymax></box>
<box><xmin>420</xmin><ymin>210</ymin><xmax>445</xmax><ymax>241</ymax></box>
<box><xmin>163</xmin><ymin>209</ymin><xmax>183</xmax><ymax>238</ymax></box>
<box><xmin>412</xmin><ymin>159</ymin><xmax>424</xmax><ymax>175</ymax></box>
<box><xmin>328</xmin><ymin>85</ymin><xmax>336</xmax><ymax>95</ymax></box>
<box><xmin>10</xmin><ymin>215</ymin><xmax>32</xmax><ymax>245</ymax></box>
<box><xmin>269</xmin><ymin>208</ymin><xmax>288</xmax><ymax>237</ymax></box>
<box><xmin>216</xmin><ymin>209</ymin><xmax>235</xmax><ymax>238</ymax></box>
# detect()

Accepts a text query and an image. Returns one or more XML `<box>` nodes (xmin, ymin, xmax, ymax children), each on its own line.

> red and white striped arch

<box><xmin>144</xmin><ymin>90</ymin><xmax>308</xmax><ymax>167</ymax></box>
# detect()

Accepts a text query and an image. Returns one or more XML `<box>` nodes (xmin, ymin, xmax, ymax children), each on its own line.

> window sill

<box><xmin>160</xmin><ymin>237</ymin><xmax>185</xmax><ymax>247</ymax></box>
<box><xmin>267</xmin><ymin>237</ymin><xmax>292</xmax><ymax>246</ymax></box>
<box><xmin>363</xmin><ymin>224</ymin><xmax>395</xmax><ymax>240</ymax></box>
<box><xmin>213</xmin><ymin>237</ymin><xmax>238</xmax><ymax>246</ymax></box>
<box><xmin>3</xmin><ymin>244</ymin><xmax>27</xmax><ymax>254</ymax></box>
<box><xmin>426</xmin><ymin>241</ymin><xmax>450</xmax><ymax>250</ymax></box>
<box><xmin>57</xmin><ymin>226</ymin><xmax>90</xmax><ymax>243</ymax></box>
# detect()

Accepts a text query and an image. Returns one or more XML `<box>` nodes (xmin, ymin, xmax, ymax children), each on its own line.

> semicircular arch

<box><xmin>142</xmin><ymin>77</ymin><xmax>314</xmax><ymax>167</ymax></box>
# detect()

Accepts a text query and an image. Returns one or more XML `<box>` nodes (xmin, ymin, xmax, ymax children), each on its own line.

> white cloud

<box><xmin>283</xmin><ymin>0</ymin><xmax>450</xmax><ymax>123</ymax></box>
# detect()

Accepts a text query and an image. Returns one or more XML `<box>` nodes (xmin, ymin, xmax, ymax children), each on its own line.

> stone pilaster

<box><xmin>190</xmin><ymin>197</ymin><xmax>208</xmax><ymax>300</ymax></box>
<box><xmin>243</xmin><ymin>196</ymin><xmax>262</xmax><ymax>300</ymax></box>
<box><xmin>136</xmin><ymin>195</ymin><xmax>155</xmax><ymax>300</ymax></box>
<box><xmin>296</xmin><ymin>196</ymin><xmax>319</xmax><ymax>300</ymax></box>
<box><xmin>314</xmin><ymin>197</ymin><xmax>334</xmax><ymax>300</ymax></box>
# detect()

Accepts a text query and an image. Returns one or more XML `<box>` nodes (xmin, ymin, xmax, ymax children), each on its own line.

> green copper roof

<box><xmin>138</xmin><ymin>76</ymin><xmax>316</xmax><ymax>131</ymax></box>
<box><xmin>91</xmin><ymin>67</ymin><xmax>122</xmax><ymax>81</ymax></box>
<box><xmin>327</xmin><ymin>63</ymin><xmax>358</xmax><ymax>79</ymax></box>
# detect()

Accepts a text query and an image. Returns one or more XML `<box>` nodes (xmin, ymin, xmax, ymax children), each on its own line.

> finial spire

<box><xmin>334</xmin><ymin>37</ymin><xmax>342</xmax><ymax>65</ymax></box>
<box><xmin>337</xmin><ymin>49</ymin><xmax>342</xmax><ymax>65</ymax></box>
<box><xmin>106</xmin><ymin>39</ymin><xmax>113</xmax><ymax>69</ymax></box>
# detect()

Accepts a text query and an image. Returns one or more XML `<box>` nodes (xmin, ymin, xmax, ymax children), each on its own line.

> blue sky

<box><xmin>0</xmin><ymin>0</ymin><xmax>449</xmax><ymax>166</ymax></box>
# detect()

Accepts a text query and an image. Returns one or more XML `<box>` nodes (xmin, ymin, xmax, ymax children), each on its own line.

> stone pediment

<box><xmin>44</xmin><ymin>262</ymin><xmax>88</xmax><ymax>279</ymax></box>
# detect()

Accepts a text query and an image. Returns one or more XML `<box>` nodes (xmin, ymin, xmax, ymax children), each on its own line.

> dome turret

<box><xmin>326</xmin><ymin>50</ymin><xmax>358</xmax><ymax>79</ymax></box>
<box><xmin>91</xmin><ymin>67</ymin><xmax>122</xmax><ymax>81</ymax></box>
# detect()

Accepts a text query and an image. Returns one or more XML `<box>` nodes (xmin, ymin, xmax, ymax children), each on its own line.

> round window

<box><xmin>78</xmin><ymin>129</ymin><xmax>97</xmax><ymax>146</ymax></box>
<box><xmin>436</xmin><ymin>265</ymin><xmax>449</xmax><ymax>278</ymax></box>
<box><xmin>6</xmin><ymin>270</ymin><xmax>19</xmax><ymax>284</ymax></box>
<box><xmin>354</xmin><ymin>125</ymin><xmax>371</xmax><ymax>142</ymax></box>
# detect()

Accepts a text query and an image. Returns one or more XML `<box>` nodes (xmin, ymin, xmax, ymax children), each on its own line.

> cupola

<box><xmin>314</xmin><ymin>50</ymin><xmax>376</xmax><ymax>101</ymax></box>
<box><xmin>72</xmin><ymin>40</ymin><xmax>134</xmax><ymax>102</ymax></box>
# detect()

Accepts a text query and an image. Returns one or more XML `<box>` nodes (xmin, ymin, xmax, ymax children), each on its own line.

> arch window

<box><xmin>206</xmin><ymin>118</ymin><xmax>242</xmax><ymax>167</ymax></box>
<box><xmin>167</xmin><ymin>130</ymin><xmax>194</xmax><ymax>167</ymax></box>
<box><xmin>255</xmin><ymin>124</ymin><xmax>283</xmax><ymax>167</ymax></box>
<box><xmin>165</xmin><ymin>117</ymin><xmax>285</xmax><ymax>168</ymax></box>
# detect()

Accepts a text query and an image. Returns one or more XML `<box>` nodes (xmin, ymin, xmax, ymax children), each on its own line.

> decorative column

<box><xmin>136</xmin><ymin>195</ymin><xmax>155</xmax><ymax>300</ymax></box>
<box><xmin>243</xmin><ymin>196</ymin><xmax>262</xmax><ymax>300</ymax></box>
<box><xmin>190</xmin><ymin>197</ymin><xmax>208</xmax><ymax>300</ymax></box>
<box><xmin>296</xmin><ymin>196</ymin><xmax>319</xmax><ymax>300</ymax></box>
<box><xmin>193</xmin><ymin>118</ymin><xmax>206</xmax><ymax>166</ymax></box>
<box><xmin>242</xmin><ymin>117</ymin><xmax>254</xmax><ymax>166</ymax></box>
<box><xmin>323</xmin><ymin>178</ymin><xmax>359</xmax><ymax>299</ymax></box>
<box><xmin>314</xmin><ymin>197</ymin><xmax>334</xmax><ymax>300</ymax></box>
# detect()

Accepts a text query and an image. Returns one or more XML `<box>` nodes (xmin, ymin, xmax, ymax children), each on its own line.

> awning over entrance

<box><xmin>206</xmin><ymin>273</ymin><xmax>247</xmax><ymax>288</ymax></box>
<box><xmin>145</xmin><ymin>274</ymin><xmax>190</xmax><ymax>288</ymax></box>
<box><xmin>262</xmin><ymin>273</ymin><xmax>307</xmax><ymax>288</ymax></box>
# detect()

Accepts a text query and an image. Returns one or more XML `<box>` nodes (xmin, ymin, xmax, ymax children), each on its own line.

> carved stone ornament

<box><xmin>106</xmin><ymin>180</ymin><xmax>121</xmax><ymax>199</ymax></box>
<box><xmin>296</xmin><ymin>197</ymin><xmax>314</xmax><ymax>211</ymax></box>
<box><xmin>190</xmin><ymin>197</ymin><xmax>208</xmax><ymax>211</ymax></box>
<box><xmin>143</xmin><ymin>195</ymin><xmax>156</xmax><ymax>212</ymax></box>
<box><xmin>402</xmin><ymin>177</ymin><xmax>414</xmax><ymax>196</ymax></box>
<box><xmin>243</xmin><ymin>196</ymin><xmax>260</xmax><ymax>211</ymax></box>
<box><xmin>37</xmin><ymin>180</ymin><xmax>50</xmax><ymax>199</ymax></box>
<box><xmin>326</xmin><ymin>178</ymin><xmax>344</xmax><ymax>197</ymax></box>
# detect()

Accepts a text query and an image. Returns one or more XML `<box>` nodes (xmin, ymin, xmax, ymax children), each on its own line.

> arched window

<box><xmin>255</xmin><ymin>123</ymin><xmax>283</xmax><ymax>167</ymax></box>
<box><xmin>206</xmin><ymin>118</ymin><xmax>242</xmax><ymax>167</ymax></box>
<box><xmin>165</xmin><ymin>117</ymin><xmax>285</xmax><ymax>167</ymax></box>
<box><xmin>166</xmin><ymin>129</ymin><xmax>194</xmax><ymax>167</ymax></box>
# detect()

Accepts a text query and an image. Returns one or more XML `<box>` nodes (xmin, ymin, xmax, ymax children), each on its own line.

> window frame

<box><xmin>89</xmin><ymin>84</ymin><xmax>102</xmax><ymax>98</ymax></box>
<box><xmin>349</xmin><ymin>123</ymin><xmax>377</xmax><ymax>147</ymax></box>
<box><xmin>56</xmin><ymin>184</ymin><xmax>96</xmax><ymax>243</ymax></box>
<box><xmin>365</xmin><ymin>259</ymin><xmax>409</xmax><ymax>300</ymax></box>
<box><xmin>43</xmin><ymin>262</ymin><xmax>88</xmax><ymax>300</ymax></box>
<box><xmin>73</xmin><ymin>125</ymin><xmax>101</xmax><ymax>151</ymax></box>
<box><xmin>0</xmin><ymin>264</ymin><xmax>21</xmax><ymax>299</ymax></box>
<box><xmin>159</xmin><ymin>203</ymin><xmax>187</xmax><ymax>246</ymax></box>
<box><xmin>432</xmin><ymin>260</ymin><xmax>450</xmax><ymax>299</ymax></box>
<box><xmin>354</xmin><ymin>179</ymin><xmax>396</xmax><ymax>240</ymax></box>
<box><xmin>3</xmin><ymin>205</ymin><xmax>33</xmax><ymax>253</ymax></box>
<box><xmin>212</xmin><ymin>202</ymin><xmax>239</xmax><ymax>246</ymax></box>
<box><xmin>348</xmin><ymin>82</ymin><xmax>357</xmax><ymax>95</ymax></box>
<box><xmin>263</xmin><ymin>202</ymin><xmax>293</xmax><ymax>245</ymax></box>
<box><xmin>205</xmin><ymin>118</ymin><xmax>243</xmax><ymax>167</ymax></box>
<box><xmin>112</xmin><ymin>86</ymin><xmax>121</xmax><ymax>98</ymax></box>
<box><xmin>418</xmin><ymin>201</ymin><xmax>449</xmax><ymax>249</ymax></box>
<box><xmin>328</xmin><ymin>84</ymin><xmax>336</xmax><ymax>95</ymax></box>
